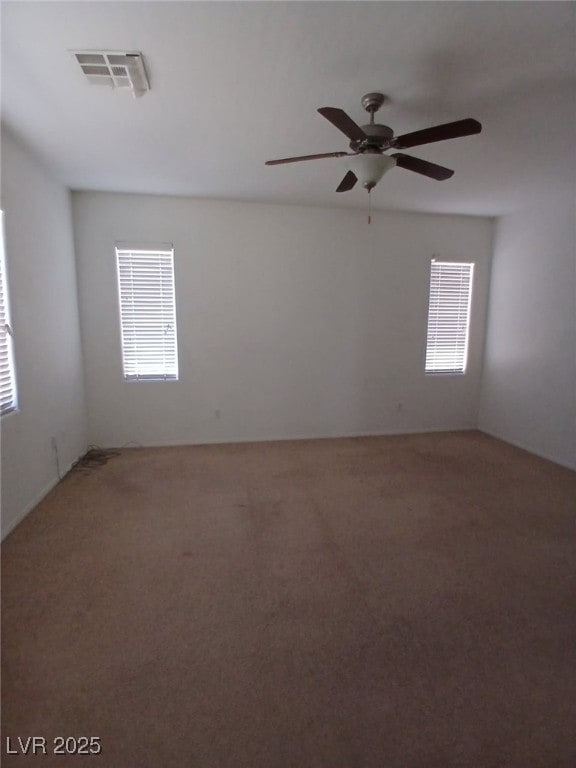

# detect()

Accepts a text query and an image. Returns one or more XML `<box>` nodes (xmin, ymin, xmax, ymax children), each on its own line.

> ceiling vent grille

<box><xmin>72</xmin><ymin>51</ymin><xmax>149</xmax><ymax>97</ymax></box>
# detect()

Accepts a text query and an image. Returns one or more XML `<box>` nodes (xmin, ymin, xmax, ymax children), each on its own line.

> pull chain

<box><xmin>368</xmin><ymin>189</ymin><xmax>372</xmax><ymax>225</ymax></box>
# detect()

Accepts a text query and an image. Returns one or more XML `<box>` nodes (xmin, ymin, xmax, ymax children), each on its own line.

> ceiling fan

<box><xmin>265</xmin><ymin>92</ymin><xmax>482</xmax><ymax>194</ymax></box>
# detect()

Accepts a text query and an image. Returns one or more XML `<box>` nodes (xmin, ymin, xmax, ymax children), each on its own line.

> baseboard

<box><xmin>1</xmin><ymin>451</ymin><xmax>86</xmax><ymax>541</ymax></box>
<box><xmin>478</xmin><ymin>428</ymin><xmax>576</xmax><ymax>471</ymax></box>
<box><xmin>103</xmin><ymin>425</ymin><xmax>477</xmax><ymax>449</ymax></box>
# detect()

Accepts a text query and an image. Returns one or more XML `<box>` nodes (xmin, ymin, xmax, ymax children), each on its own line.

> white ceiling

<box><xmin>2</xmin><ymin>1</ymin><xmax>575</xmax><ymax>216</ymax></box>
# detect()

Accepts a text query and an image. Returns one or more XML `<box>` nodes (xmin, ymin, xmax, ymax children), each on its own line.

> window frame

<box><xmin>0</xmin><ymin>211</ymin><xmax>18</xmax><ymax>416</ymax></box>
<box><xmin>115</xmin><ymin>243</ymin><xmax>179</xmax><ymax>383</ymax></box>
<box><xmin>424</xmin><ymin>258</ymin><xmax>474</xmax><ymax>376</ymax></box>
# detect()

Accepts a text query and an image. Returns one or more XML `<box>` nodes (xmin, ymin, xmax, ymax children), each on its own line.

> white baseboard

<box><xmin>478</xmin><ymin>428</ymin><xmax>576</xmax><ymax>471</ymax></box>
<box><xmin>104</xmin><ymin>425</ymin><xmax>477</xmax><ymax>449</ymax></box>
<box><xmin>1</xmin><ymin>451</ymin><xmax>86</xmax><ymax>541</ymax></box>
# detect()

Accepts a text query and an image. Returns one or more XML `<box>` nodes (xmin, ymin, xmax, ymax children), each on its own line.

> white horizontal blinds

<box><xmin>0</xmin><ymin>212</ymin><xmax>17</xmax><ymax>415</ymax></box>
<box><xmin>425</xmin><ymin>260</ymin><xmax>474</xmax><ymax>374</ymax></box>
<box><xmin>116</xmin><ymin>247</ymin><xmax>178</xmax><ymax>381</ymax></box>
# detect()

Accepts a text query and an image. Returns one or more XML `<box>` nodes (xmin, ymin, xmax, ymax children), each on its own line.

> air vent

<box><xmin>72</xmin><ymin>51</ymin><xmax>149</xmax><ymax>97</ymax></box>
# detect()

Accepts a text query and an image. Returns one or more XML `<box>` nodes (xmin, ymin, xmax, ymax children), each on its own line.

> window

<box><xmin>115</xmin><ymin>245</ymin><xmax>178</xmax><ymax>381</ymax></box>
<box><xmin>425</xmin><ymin>260</ymin><xmax>474</xmax><ymax>374</ymax></box>
<box><xmin>0</xmin><ymin>212</ymin><xmax>17</xmax><ymax>414</ymax></box>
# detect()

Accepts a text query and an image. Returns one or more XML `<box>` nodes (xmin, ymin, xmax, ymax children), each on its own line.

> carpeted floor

<box><xmin>2</xmin><ymin>431</ymin><xmax>575</xmax><ymax>767</ymax></box>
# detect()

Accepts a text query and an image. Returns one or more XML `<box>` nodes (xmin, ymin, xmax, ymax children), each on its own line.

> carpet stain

<box><xmin>2</xmin><ymin>431</ymin><xmax>575</xmax><ymax>767</ymax></box>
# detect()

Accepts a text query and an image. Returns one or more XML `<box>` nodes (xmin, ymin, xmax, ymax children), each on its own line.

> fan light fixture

<box><xmin>345</xmin><ymin>153</ymin><xmax>396</xmax><ymax>191</ymax></box>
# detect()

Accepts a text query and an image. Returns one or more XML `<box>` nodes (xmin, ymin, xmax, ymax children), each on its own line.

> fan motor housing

<box><xmin>350</xmin><ymin>123</ymin><xmax>394</xmax><ymax>152</ymax></box>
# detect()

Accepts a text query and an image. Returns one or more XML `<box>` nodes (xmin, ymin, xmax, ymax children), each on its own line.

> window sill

<box><xmin>123</xmin><ymin>377</ymin><xmax>179</xmax><ymax>383</ymax></box>
<box><xmin>1</xmin><ymin>406</ymin><xmax>19</xmax><ymax>419</ymax></box>
<box><xmin>425</xmin><ymin>371</ymin><xmax>467</xmax><ymax>376</ymax></box>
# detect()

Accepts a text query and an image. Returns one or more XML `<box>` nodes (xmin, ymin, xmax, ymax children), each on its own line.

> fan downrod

<box><xmin>348</xmin><ymin>93</ymin><xmax>392</xmax><ymax>153</ymax></box>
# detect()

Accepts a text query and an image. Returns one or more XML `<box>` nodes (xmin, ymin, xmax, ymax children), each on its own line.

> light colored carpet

<box><xmin>2</xmin><ymin>431</ymin><xmax>575</xmax><ymax>767</ymax></box>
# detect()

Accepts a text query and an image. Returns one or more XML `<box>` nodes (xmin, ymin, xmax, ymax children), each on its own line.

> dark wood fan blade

<box><xmin>392</xmin><ymin>118</ymin><xmax>482</xmax><ymax>150</ymax></box>
<box><xmin>392</xmin><ymin>153</ymin><xmax>454</xmax><ymax>180</ymax></box>
<box><xmin>336</xmin><ymin>170</ymin><xmax>358</xmax><ymax>192</ymax></box>
<box><xmin>318</xmin><ymin>108</ymin><xmax>367</xmax><ymax>142</ymax></box>
<box><xmin>265</xmin><ymin>151</ymin><xmax>348</xmax><ymax>166</ymax></box>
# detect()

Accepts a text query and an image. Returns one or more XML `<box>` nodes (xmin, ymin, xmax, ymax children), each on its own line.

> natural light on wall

<box><xmin>0</xmin><ymin>212</ymin><xmax>17</xmax><ymax>415</ymax></box>
<box><xmin>425</xmin><ymin>260</ymin><xmax>474</xmax><ymax>374</ymax></box>
<box><xmin>115</xmin><ymin>245</ymin><xmax>179</xmax><ymax>381</ymax></box>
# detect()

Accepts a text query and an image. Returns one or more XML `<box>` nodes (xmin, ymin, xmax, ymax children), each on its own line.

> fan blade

<box><xmin>265</xmin><ymin>151</ymin><xmax>348</xmax><ymax>166</ymax></box>
<box><xmin>318</xmin><ymin>107</ymin><xmax>367</xmax><ymax>142</ymax></box>
<box><xmin>392</xmin><ymin>153</ymin><xmax>454</xmax><ymax>180</ymax></box>
<box><xmin>392</xmin><ymin>118</ymin><xmax>482</xmax><ymax>150</ymax></box>
<box><xmin>336</xmin><ymin>170</ymin><xmax>358</xmax><ymax>192</ymax></box>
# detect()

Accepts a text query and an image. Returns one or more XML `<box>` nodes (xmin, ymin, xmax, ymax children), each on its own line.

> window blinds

<box><xmin>116</xmin><ymin>247</ymin><xmax>178</xmax><ymax>381</ymax></box>
<box><xmin>425</xmin><ymin>260</ymin><xmax>474</xmax><ymax>374</ymax></box>
<box><xmin>0</xmin><ymin>213</ymin><xmax>16</xmax><ymax>415</ymax></box>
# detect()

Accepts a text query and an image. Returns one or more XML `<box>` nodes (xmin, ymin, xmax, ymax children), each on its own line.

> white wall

<box><xmin>479</xmin><ymin>194</ymin><xmax>576</xmax><ymax>469</ymax></box>
<box><xmin>0</xmin><ymin>128</ymin><xmax>88</xmax><ymax>537</ymax></box>
<box><xmin>73</xmin><ymin>191</ymin><xmax>492</xmax><ymax>447</ymax></box>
